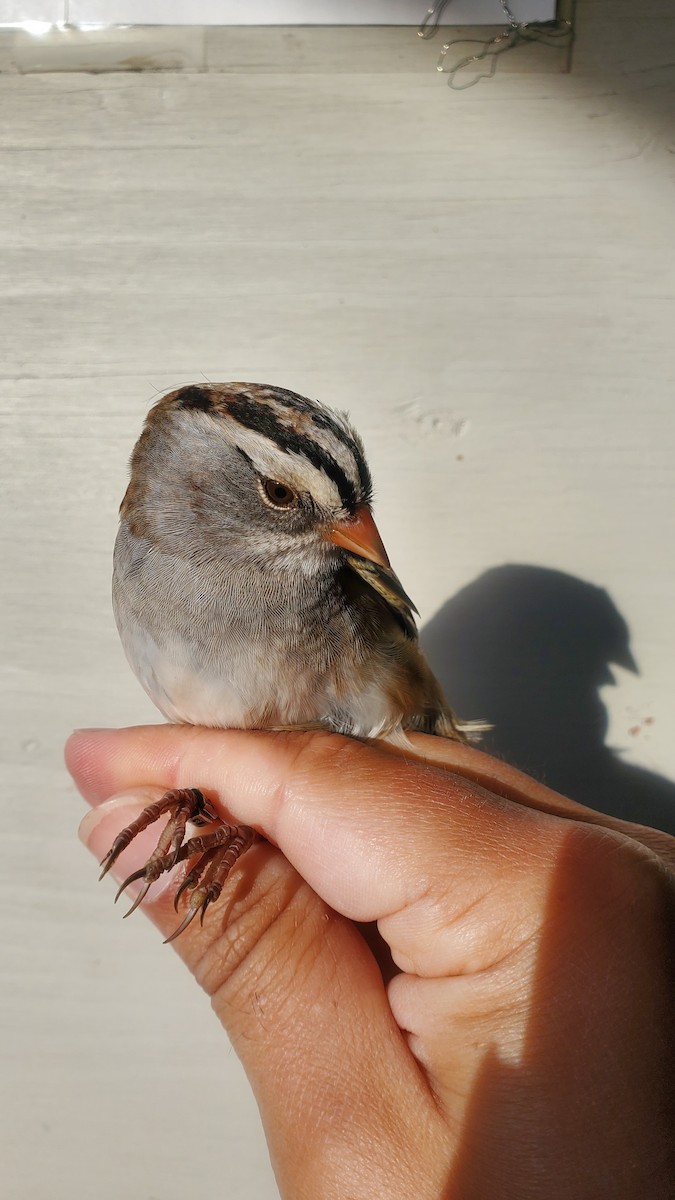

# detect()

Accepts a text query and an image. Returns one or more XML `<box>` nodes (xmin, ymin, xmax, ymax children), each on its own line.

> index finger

<box><xmin>65</xmin><ymin>725</ymin><xmax>669</xmax><ymax>977</ymax></box>
<box><xmin>67</xmin><ymin>723</ymin><xmax>674</xmax><ymax>863</ymax></box>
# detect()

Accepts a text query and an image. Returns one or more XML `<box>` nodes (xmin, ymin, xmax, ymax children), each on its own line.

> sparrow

<box><xmin>101</xmin><ymin>382</ymin><xmax>470</xmax><ymax>941</ymax></box>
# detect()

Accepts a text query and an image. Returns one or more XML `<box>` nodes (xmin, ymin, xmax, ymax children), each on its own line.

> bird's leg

<box><xmin>99</xmin><ymin>787</ymin><xmax>209</xmax><ymax>882</ymax></box>
<box><xmin>99</xmin><ymin>787</ymin><xmax>255</xmax><ymax>933</ymax></box>
<box><xmin>165</xmin><ymin>824</ymin><xmax>256</xmax><ymax>943</ymax></box>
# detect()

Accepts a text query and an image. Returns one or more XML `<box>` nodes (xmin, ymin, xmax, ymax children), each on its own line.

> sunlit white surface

<box><xmin>1</xmin><ymin>11</ymin><xmax>674</xmax><ymax>1200</ymax></box>
<box><xmin>1</xmin><ymin>0</ymin><xmax>556</xmax><ymax>26</ymax></box>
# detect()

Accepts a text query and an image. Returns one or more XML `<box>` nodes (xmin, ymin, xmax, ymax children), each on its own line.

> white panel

<box><xmin>67</xmin><ymin>0</ymin><xmax>556</xmax><ymax>27</ymax></box>
<box><xmin>4</xmin><ymin>20</ymin><xmax>674</xmax><ymax>1200</ymax></box>
<box><xmin>0</xmin><ymin>0</ymin><xmax>63</xmax><ymax>20</ymax></box>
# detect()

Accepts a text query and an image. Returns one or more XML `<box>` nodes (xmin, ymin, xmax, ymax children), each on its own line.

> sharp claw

<box><xmin>122</xmin><ymin>879</ymin><xmax>153</xmax><ymax>918</ymax></box>
<box><xmin>114</xmin><ymin>867</ymin><xmax>147</xmax><ymax>904</ymax></box>
<box><xmin>99</xmin><ymin>847</ymin><xmax>124</xmax><ymax>881</ymax></box>
<box><xmin>99</xmin><ymin>832</ymin><xmax>132</xmax><ymax>880</ymax></box>
<box><xmin>99</xmin><ymin>855</ymin><xmax>114</xmax><ymax>882</ymax></box>
<box><xmin>97</xmin><ymin>788</ymin><xmax>255</xmax><ymax>941</ymax></box>
<box><xmin>173</xmin><ymin>873</ymin><xmax>196</xmax><ymax>911</ymax></box>
<box><xmin>163</xmin><ymin>904</ymin><xmax>201</xmax><ymax>944</ymax></box>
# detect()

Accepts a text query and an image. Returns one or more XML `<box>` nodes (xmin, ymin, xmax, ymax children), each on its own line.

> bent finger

<box><xmin>79</xmin><ymin>791</ymin><xmax>451</xmax><ymax>1198</ymax></box>
<box><xmin>67</xmin><ymin>725</ymin><xmax>574</xmax><ymax>977</ymax></box>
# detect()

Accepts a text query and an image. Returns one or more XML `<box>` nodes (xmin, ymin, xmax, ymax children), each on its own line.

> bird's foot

<box><xmin>98</xmin><ymin>788</ymin><xmax>255</xmax><ymax>941</ymax></box>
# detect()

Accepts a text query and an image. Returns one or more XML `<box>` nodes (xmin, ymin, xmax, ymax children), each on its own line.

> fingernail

<box><xmin>79</xmin><ymin>796</ymin><xmax>174</xmax><ymax>905</ymax></box>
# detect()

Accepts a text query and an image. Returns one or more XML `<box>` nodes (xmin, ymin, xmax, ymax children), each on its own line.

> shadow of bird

<box><xmin>421</xmin><ymin>565</ymin><xmax>675</xmax><ymax>835</ymax></box>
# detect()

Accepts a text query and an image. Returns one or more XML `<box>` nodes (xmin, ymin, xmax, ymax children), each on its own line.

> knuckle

<box><xmin>268</xmin><ymin>727</ymin><xmax>370</xmax><ymax>811</ymax></box>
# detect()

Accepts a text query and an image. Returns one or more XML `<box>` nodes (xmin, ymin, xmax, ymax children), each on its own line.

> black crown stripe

<box><xmin>177</xmin><ymin>385</ymin><xmax>214</xmax><ymax>413</ymax></box>
<box><xmin>227</xmin><ymin>395</ymin><xmax>359</xmax><ymax>511</ymax></box>
<box><xmin>253</xmin><ymin>385</ymin><xmax>372</xmax><ymax>502</ymax></box>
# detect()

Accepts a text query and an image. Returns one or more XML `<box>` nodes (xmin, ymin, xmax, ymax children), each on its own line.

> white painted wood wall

<box><xmin>1</xmin><ymin>0</ymin><xmax>556</xmax><ymax>27</ymax></box>
<box><xmin>1</xmin><ymin>7</ymin><xmax>674</xmax><ymax>1200</ymax></box>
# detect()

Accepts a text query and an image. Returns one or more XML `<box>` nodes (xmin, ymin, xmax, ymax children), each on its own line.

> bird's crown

<box><xmin>151</xmin><ymin>381</ymin><xmax>372</xmax><ymax>516</ymax></box>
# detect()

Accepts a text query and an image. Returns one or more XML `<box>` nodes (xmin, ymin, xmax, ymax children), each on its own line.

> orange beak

<box><xmin>327</xmin><ymin>505</ymin><xmax>419</xmax><ymax>631</ymax></box>
<box><xmin>327</xmin><ymin>505</ymin><xmax>391</xmax><ymax>569</ymax></box>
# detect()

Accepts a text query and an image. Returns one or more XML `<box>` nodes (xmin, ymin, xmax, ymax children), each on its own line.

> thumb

<box><xmin>79</xmin><ymin>794</ymin><xmax>448</xmax><ymax>1199</ymax></box>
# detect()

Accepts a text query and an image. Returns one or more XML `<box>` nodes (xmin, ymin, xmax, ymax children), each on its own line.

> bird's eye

<box><xmin>261</xmin><ymin>478</ymin><xmax>298</xmax><ymax>509</ymax></box>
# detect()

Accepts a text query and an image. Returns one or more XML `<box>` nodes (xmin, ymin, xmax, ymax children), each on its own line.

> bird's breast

<box><xmin>113</xmin><ymin>533</ymin><xmax>347</xmax><ymax>729</ymax></box>
<box><xmin>112</xmin><ymin>526</ymin><xmax>435</xmax><ymax>740</ymax></box>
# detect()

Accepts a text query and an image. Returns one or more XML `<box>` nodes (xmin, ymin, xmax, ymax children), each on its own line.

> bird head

<box><xmin>121</xmin><ymin>382</ymin><xmax>417</xmax><ymax>636</ymax></box>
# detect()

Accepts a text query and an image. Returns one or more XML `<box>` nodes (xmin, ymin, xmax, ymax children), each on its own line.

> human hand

<box><xmin>66</xmin><ymin>727</ymin><xmax>675</xmax><ymax>1200</ymax></box>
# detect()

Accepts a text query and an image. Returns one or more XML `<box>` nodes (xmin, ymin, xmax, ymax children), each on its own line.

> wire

<box><xmin>418</xmin><ymin>0</ymin><xmax>574</xmax><ymax>90</ymax></box>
